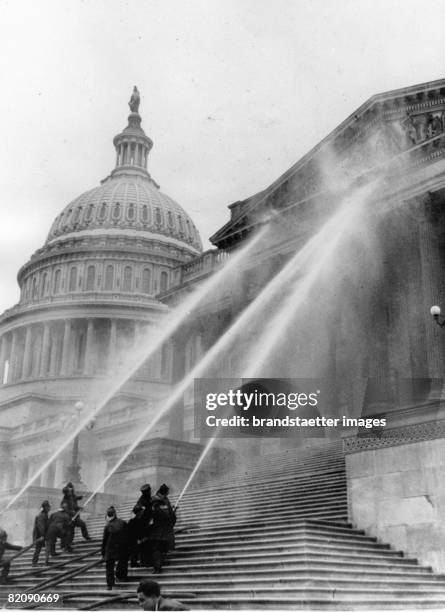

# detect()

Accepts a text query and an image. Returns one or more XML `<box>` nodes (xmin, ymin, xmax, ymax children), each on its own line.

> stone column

<box><xmin>48</xmin><ymin>327</ymin><xmax>58</xmax><ymax>377</ymax></box>
<box><xmin>39</xmin><ymin>323</ymin><xmax>51</xmax><ymax>377</ymax></box>
<box><xmin>21</xmin><ymin>326</ymin><xmax>33</xmax><ymax>379</ymax></box>
<box><xmin>60</xmin><ymin>320</ymin><xmax>72</xmax><ymax>376</ymax></box>
<box><xmin>0</xmin><ymin>335</ymin><xmax>7</xmax><ymax>384</ymax></box>
<box><xmin>108</xmin><ymin>319</ymin><xmax>117</xmax><ymax>368</ymax></box>
<box><xmin>8</xmin><ymin>330</ymin><xmax>18</xmax><ymax>382</ymax></box>
<box><xmin>84</xmin><ymin>319</ymin><xmax>95</xmax><ymax>375</ymax></box>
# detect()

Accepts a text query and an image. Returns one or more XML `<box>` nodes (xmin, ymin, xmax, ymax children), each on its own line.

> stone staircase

<box><xmin>3</xmin><ymin>441</ymin><xmax>445</xmax><ymax>609</ymax></box>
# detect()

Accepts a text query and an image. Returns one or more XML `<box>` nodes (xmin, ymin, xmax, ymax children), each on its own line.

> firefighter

<box><xmin>101</xmin><ymin>506</ymin><xmax>129</xmax><ymax>590</ymax></box>
<box><xmin>0</xmin><ymin>529</ymin><xmax>23</xmax><ymax>584</ymax></box>
<box><xmin>61</xmin><ymin>482</ymin><xmax>91</xmax><ymax>547</ymax></box>
<box><xmin>150</xmin><ymin>484</ymin><xmax>176</xmax><ymax>574</ymax></box>
<box><xmin>128</xmin><ymin>504</ymin><xmax>152</xmax><ymax>567</ymax></box>
<box><xmin>46</xmin><ymin>501</ymin><xmax>71</xmax><ymax>557</ymax></box>
<box><xmin>136</xmin><ymin>483</ymin><xmax>152</xmax><ymax>524</ymax></box>
<box><xmin>32</xmin><ymin>500</ymin><xmax>50</xmax><ymax>565</ymax></box>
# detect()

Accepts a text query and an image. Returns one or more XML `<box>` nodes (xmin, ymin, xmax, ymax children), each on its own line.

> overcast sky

<box><xmin>1</xmin><ymin>0</ymin><xmax>445</xmax><ymax>313</ymax></box>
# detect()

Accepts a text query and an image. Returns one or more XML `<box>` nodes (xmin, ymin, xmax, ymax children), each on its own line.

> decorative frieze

<box><xmin>343</xmin><ymin>419</ymin><xmax>445</xmax><ymax>454</ymax></box>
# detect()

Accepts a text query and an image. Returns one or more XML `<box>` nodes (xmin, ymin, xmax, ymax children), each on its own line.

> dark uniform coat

<box><xmin>46</xmin><ymin>508</ymin><xmax>71</xmax><ymax>553</ymax></box>
<box><xmin>32</xmin><ymin>509</ymin><xmax>49</xmax><ymax>541</ymax></box>
<box><xmin>151</xmin><ymin>494</ymin><xmax>176</xmax><ymax>550</ymax></box>
<box><xmin>47</xmin><ymin>509</ymin><xmax>71</xmax><ymax>534</ymax></box>
<box><xmin>136</xmin><ymin>492</ymin><xmax>153</xmax><ymax>524</ymax></box>
<box><xmin>128</xmin><ymin>514</ymin><xmax>151</xmax><ymax>547</ymax></box>
<box><xmin>62</xmin><ymin>488</ymin><xmax>82</xmax><ymax>515</ymax></box>
<box><xmin>101</xmin><ymin>517</ymin><xmax>128</xmax><ymax>561</ymax></box>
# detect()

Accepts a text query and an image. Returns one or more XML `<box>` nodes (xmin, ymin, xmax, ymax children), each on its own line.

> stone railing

<box><xmin>170</xmin><ymin>249</ymin><xmax>230</xmax><ymax>288</ymax></box>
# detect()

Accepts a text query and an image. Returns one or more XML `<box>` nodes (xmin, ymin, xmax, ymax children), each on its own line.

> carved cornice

<box><xmin>343</xmin><ymin>419</ymin><xmax>445</xmax><ymax>454</ymax></box>
<box><xmin>0</xmin><ymin>299</ymin><xmax>167</xmax><ymax>332</ymax></box>
<box><xmin>210</xmin><ymin>80</ymin><xmax>445</xmax><ymax>250</ymax></box>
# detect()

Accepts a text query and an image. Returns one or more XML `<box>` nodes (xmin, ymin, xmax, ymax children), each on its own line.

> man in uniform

<box><xmin>0</xmin><ymin>529</ymin><xmax>22</xmax><ymax>584</ymax></box>
<box><xmin>128</xmin><ymin>504</ymin><xmax>151</xmax><ymax>567</ymax></box>
<box><xmin>136</xmin><ymin>579</ymin><xmax>189</xmax><ymax>611</ymax></box>
<box><xmin>62</xmin><ymin>482</ymin><xmax>91</xmax><ymax>548</ymax></box>
<box><xmin>46</xmin><ymin>501</ymin><xmax>71</xmax><ymax>558</ymax></box>
<box><xmin>32</xmin><ymin>500</ymin><xmax>51</xmax><ymax>565</ymax></box>
<box><xmin>150</xmin><ymin>484</ymin><xmax>176</xmax><ymax>574</ymax></box>
<box><xmin>101</xmin><ymin>506</ymin><xmax>129</xmax><ymax>590</ymax></box>
<box><xmin>136</xmin><ymin>483</ymin><xmax>152</xmax><ymax>524</ymax></box>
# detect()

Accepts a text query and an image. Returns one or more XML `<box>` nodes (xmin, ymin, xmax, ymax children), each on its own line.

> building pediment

<box><xmin>211</xmin><ymin>78</ymin><xmax>445</xmax><ymax>249</ymax></box>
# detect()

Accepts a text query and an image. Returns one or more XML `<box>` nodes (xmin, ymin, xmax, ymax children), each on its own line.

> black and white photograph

<box><xmin>1</xmin><ymin>0</ymin><xmax>445</xmax><ymax>609</ymax></box>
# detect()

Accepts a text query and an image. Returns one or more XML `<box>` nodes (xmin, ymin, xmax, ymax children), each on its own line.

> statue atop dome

<box><xmin>129</xmin><ymin>86</ymin><xmax>140</xmax><ymax>113</ymax></box>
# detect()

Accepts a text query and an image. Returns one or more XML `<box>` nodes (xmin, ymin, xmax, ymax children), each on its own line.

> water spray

<box><xmin>81</xmin><ymin>185</ymin><xmax>379</xmax><ymax>508</ymax></box>
<box><xmin>173</xmin><ymin>436</ymin><xmax>219</xmax><ymax>511</ymax></box>
<box><xmin>244</xmin><ymin>184</ymin><xmax>377</xmax><ymax>377</ymax></box>
<box><xmin>172</xmin><ymin>181</ymin><xmax>382</xmax><ymax>503</ymax></box>
<box><xmin>0</xmin><ymin>227</ymin><xmax>268</xmax><ymax>514</ymax></box>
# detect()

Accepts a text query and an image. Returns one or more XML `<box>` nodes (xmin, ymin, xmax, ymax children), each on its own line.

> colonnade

<box><xmin>0</xmin><ymin>317</ymin><xmax>170</xmax><ymax>384</ymax></box>
<box><xmin>115</xmin><ymin>140</ymin><xmax>148</xmax><ymax>169</ymax></box>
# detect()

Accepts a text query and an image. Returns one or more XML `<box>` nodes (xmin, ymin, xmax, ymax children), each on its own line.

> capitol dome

<box><xmin>15</xmin><ymin>88</ymin><xmax>203</xmax><ymax>307</ymax></box>
<box><xmin>46</xmin><ymin>174</ymin><xmax>202</xmax><ymax>253</ymax></box>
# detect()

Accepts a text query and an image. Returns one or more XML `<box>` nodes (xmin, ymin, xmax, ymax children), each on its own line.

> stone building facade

<box><xmin>2</xmin><ymin>78</ymin><xmax>445</xmax><ymax>572</ymax></box>
<box><xmin>0</xmin><ymin>96</ymin><xmax>209</xmax><ymax>537</ymax></box>
<box><xmin>162</xmin><ymin>77</ymin><xmax>445</xmax><ymax>571</ymax></box>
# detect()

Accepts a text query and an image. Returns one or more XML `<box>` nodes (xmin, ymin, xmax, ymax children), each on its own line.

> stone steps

<box><xmin>2</xmin><ymin>441</ymin><xmax>445</xmax><ymax>609</ymax></box>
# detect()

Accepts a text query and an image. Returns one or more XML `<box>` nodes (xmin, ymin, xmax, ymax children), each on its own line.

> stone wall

<box><xmin>346</xmin><ymin>437</ymin><xmax>445</xmax><ymax>572</ymax></box>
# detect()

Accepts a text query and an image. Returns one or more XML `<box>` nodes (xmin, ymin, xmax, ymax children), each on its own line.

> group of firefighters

<box><xmin>0</xmin><ymin>481</ymin><xmax>178</xmax><ymax>593</ymax></box>
<box><xmin>102</xmin><ymin>483</ymin><xmax>177</xmax><ymax>589</ymax></box>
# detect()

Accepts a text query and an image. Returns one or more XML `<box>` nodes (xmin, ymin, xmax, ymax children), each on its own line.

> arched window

<box><xmin>123</xmin><ymin>266</ymin><xmax>132</xmax><ymax>291</ymax></box>
<box><xmin>85</xmin><ymin>203</ymin><xmax>94</xmax><ymax>222</ymax></box>
<box><xmin>53</xmin><ymin>269</ymin><xmax>61</xmax><ymax>294</ymax></box>
<box><xmin>98</xmin><ymin>202</ymin><xmax>107</xmax><ymax>221</ymax></box>
<box><xmin>69</xmin><ymin>267</ymin><xmax>77</xmax><ymax>292</ymax></box>
<box><xmin>105</xmin><ymin>265</ymin><xmax>114</xmax><ymax>290</ymax></box>
<box><xmin>32</xmin><ymin>277</ymin><xmax>38</xmax><ymax>299</ymax></box>
<box><xmin>155</xmin><ymin>208</ymin><xmax>162</xmax><ymax>225</ymax></box>
<box><xmin>128</xmin><ymin>203</ymin><xmax>135</xmax><ymax>220</ymax></box>
<box><xmin>160</xmin><ymin>271</ymin><xmax>168</xmax><ymax>292</ymax></box>
<box><xmin>73</xmin><ymin>206</ymin><xmax>82</xmax><ymax>223</ymax></box>
<box><xmin>113</xmin><ymin>202</ymin><xmax>121</xmax><ymax>220</ymax></box>
<box><xmin>141</xmin><ymin>205</ymin><xmax>150</xmax><ymax>223</ymax></box>
<box><xmin>86</xmin><ymin>265</ymin><xmax>95</xmax><ymax>291</ymax></box>
<box><xmin>177</xmin><ymin>215</ymin><xmax>184</xmax><ymax>232</ymax></box>
<box><xmin>167</xmin><ymin>211</ymin><xmax>174</xmax><ymax>227</ymax></box>
<box><xmin>40</xmin><ymin>273</ymin><xmax>47</xmax><ymax>297</ymax></box>
<box><xmin>142</xmin><ymin>268</ymin><xmax>151</xmax><ymax>294</ymax></box>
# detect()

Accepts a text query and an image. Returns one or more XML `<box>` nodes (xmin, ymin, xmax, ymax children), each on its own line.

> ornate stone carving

<box><xmin>343</xmin><ymin>419</ymin><xmax>445</xmax><ymax>454</ymax></box>
<box><xmin>400</xmin><ymin>111</ymin><xmax>445</xmax><ymax>146</ymax></box>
